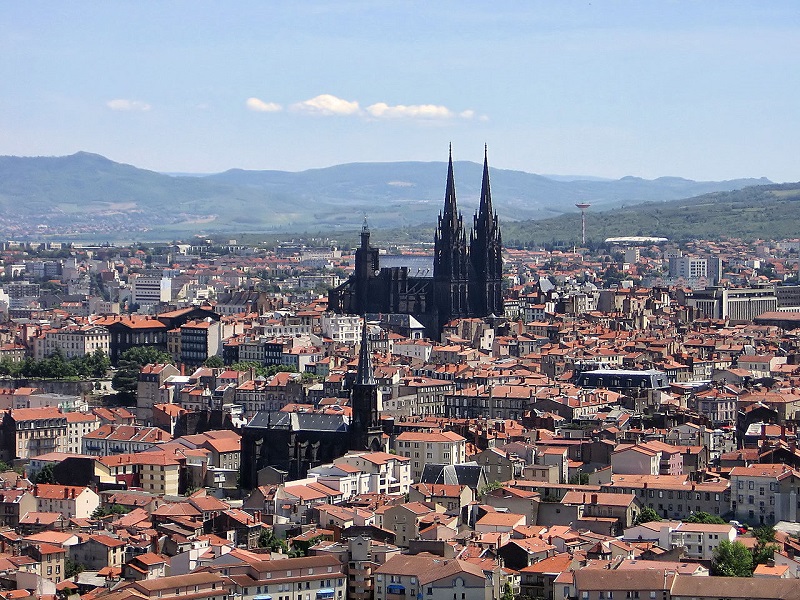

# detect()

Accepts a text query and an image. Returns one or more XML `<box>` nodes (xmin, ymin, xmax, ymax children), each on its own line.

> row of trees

<box><xmin>0</xmin><ymin>348</ymin><xmax>110</xmax><ymax>380</ymax></box>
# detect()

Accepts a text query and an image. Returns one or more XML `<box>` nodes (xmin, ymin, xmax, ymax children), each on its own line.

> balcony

<box><xmin>386</xmin><ymin>584</ymin><xmax>405</xmax><ymax>599</ymax></box>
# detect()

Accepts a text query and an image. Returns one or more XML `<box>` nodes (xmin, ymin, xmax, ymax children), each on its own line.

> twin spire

<box><xmin>440</xmin><ymin>144</ymin><xmax>494</xmax><ymax>237</ymax></box>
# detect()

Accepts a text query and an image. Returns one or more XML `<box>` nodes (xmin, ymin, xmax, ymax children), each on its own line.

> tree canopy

<box><xmin>685</xmin><ymin>511</ymin><xmax>726</xmax><ymax>524</ymax></box>
<box><xmin>111</xmin><ymin>346</ymin><xmax>173</xmax><ymax>401</ymax></box>
<box><xmin>633</xmin><ymin>507</ymin><xmax>662</xmax><ymax>526</ymax></box>
<box><xmin>203</xmin><ymin>355</ymin><xmax>225</xmax><ymax>368</ymax></box>
<box><xmin>0</xmin><ymin>348</ymin><xmax>110</xmax><ymax>380</ymax></box>
<box><xmin>711</xmin><ymin>540</ymin><xmax>753</xmax><ymax>577</ymax></box>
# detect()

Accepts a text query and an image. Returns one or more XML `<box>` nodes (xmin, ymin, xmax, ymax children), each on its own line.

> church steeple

<box><xmin>434</xmin><ymin>145</ymin><xmax>470</xmax><ymax>333</ymax></box>
<box><xmin>477</xmin><ymin>144</ymin><xmax>494</xmax><ymax>226</ymax></box>
<box><xmin>470</xmin><ymin>145</ymin><xmax>504</xmax><ymax>317</ymax></box>
<box><xmin>442</xmin><ymin>143</ymin><xmax>458</xmax><ymax>228</ymax></box>
<box><xmin>355</xmin><ymin>317</ymin><xmax>375</xmax><ymax>386</ymax></box>
<box><xmin>350</xmin><ymin>317</ymin><xmax>382</xmax><ymax>451</ymax></box>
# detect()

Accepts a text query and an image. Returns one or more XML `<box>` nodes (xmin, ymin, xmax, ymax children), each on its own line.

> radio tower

<box><xmin>575</xmin><ymin>203</ymin><xmax>591</xmax><ymax>245</ymax></box>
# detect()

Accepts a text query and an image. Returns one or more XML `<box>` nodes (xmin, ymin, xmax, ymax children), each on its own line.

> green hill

<box><xmin>502</xmin><ymin>183</ymin><xmax>800</xmax><ymax>245</ymax></box>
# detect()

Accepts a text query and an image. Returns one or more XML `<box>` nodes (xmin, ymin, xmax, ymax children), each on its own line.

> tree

<box><xmin>569</xmin><ymin>473</ymin><xmax>589</xmax><ymax>485</ymax></box>
<box><xmin>65</xmin><ymin>557</ymin><xmax>85</xmax><ymax>578</ymax></box>
<box><xmin>34</xmin><ymin>463</ymin><xmax>56</xmax><ymax>484</ymax></box>
<box><xmin>685</xmin><ymin>511</ymin><xmax>726</xmax><ymax>524</ymax></box>
<box><xmin>112</xmin><ymin>346</ymin><xmax>173</xmax><ymax>401</ymax></box>
<box><xmin>258</xmin><ymin>528</ymin><xmax>289</xmax><ymax>554</ymax></box>
<box><xmin>479</xmin><ymin>481</ymin><xmax>505</xmax><ymax>497</ymax></box>
<box><xmin>204</xmin><ymin>355</ymin><xmax>225</xmax><ymax>368</ymax></box>
<box><xmin>751</xmin><ymin>525</ymin><xmax>778</xmax><ymax>566</ymax></box>
<box><xmin>501</xmin><ymin>582</ymin><xmax>515</xmax><ymax>600</ymax></box>
<box><xmin>711</xmin><ymin>540</ymin><xmax>753</xmax><ymax>577</ymax></box>
<box><xmin>633</xmin><ymin>507</ymin><xmax>662</xmax><ymax>526</ymax></box>
<box><xmin>92</xmin><ymin>504</ymin><xmax>130</xmax><ymax>518</ymax></box>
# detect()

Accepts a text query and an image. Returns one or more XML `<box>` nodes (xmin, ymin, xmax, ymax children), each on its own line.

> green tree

<box><xmin>633</xmin><ymin>507</ymin><xmax>662</xmax><ymax>526</ymax></box>
<box><xmin>258</xmin><ymin>528</ymin><xmax>289</xmax><ymax>554</ymax></box>
<box><xmin>65</xmin><ymin>557</ymin><xmax>85</xmax><ymax>578</ymax></box>
<box><xmin>112</xmin><ymin>346</ymin><xmax>173</xmax><ymax>401</ymax></box>
<box><xmin>290</xmin><ymin>535</ymin><xmax>323</xmax><ymax>557</ymax></box>
<box><xmin>92</xmin><ymin>504</ymin><xmax>130</xmax><ymax>518</ymax></box>
<box><xmin>751</xmin><ymin>526</ymin><xmax>778</xmax><ymax>566</ymax></box>
<box><xmin>711</xmin><ymin>540</ymin><xmax>753</xmax><ymax>577</ymax></box>
<box><xmin>569</xmin><ymin>473</ymin><xmax>589</xmax><ymax>485</ymax></box>
<box><xmin>685</xmin><ymin>511</ymin><xmax>726</xmax><ymax>524</ymax></box>
<box><xmin>203</xmin><ymin>355</ymin><xmax>225</xmax><ymax>368</ymax></box>
<box><xmin>479</xmin><ymin>481</ymin><xmax>505</xmax><ymax>497</ymax></box>
<box><xmin>34</xmin><ymin>463</ymin><xmax>56</xmax><ymax>484</ymax></box>
<box><xmin>501</xmin><ymin>582</ymin><xmax>515</xmax><ymax>600</ymax></box>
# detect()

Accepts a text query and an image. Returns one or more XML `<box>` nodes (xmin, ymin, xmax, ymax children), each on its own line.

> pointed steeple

<box><xmin>442</xmin><ymin>143</ymin><xmax>458</xmax><ymax>225</ymax></box>
<box><xmin>356</xmin><ymin>317</ymin><xmax>375</xmax><ymax>386</ymax></box>
<box><xmin>478</xmin><ymin>144</ymin><xmax>494</xmax><ymax>227</ymax></box>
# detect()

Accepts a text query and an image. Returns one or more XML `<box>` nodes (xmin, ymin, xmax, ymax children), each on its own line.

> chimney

<box><xmin>63</xmin><ymin>487</ymin><xmax>69</xmax><ymax>499</ymax></box>
<box><xmin>591</xmin><ymin>494</ymin><xmax>598</xmax><ymax>504</ymax></box>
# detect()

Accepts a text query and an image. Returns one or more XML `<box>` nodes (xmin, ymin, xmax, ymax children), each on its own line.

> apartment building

<box><xmin>394</xmin><ymin>431</ymin><xmax>466</xmax><ymax>481</ymax></box>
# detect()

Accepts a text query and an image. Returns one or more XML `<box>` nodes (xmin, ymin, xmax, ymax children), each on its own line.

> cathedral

<box><xmin>328</xmin><ymin>146</ymin><xmax>503</xmax><ymax>337</ymax></box>
<box><xmin>240</xmin><ymin>320</ymin><xmax>384</xmax><ymax>485</ymax></box>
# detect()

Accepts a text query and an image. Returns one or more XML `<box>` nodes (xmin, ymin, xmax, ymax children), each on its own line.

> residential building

<box><xmin>394</xmin><ymin>431</ymin><xmax>466</xmax><ymax>481</ymax></box>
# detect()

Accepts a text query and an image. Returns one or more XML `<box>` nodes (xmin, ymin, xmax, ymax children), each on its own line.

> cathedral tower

<box><xmin>470</xmin><ymin>146</ymin><xmax>504</xmax><ymax>317</ymax></box>
<box><xmin>433</xmin><ymin>146</ymin><xmax>471</xmax><ymax>332</ymax></box>
<box><xmin>350</xmin><ymin>318</ymin><xmax>383</xmax><ymax>451</ymax></box>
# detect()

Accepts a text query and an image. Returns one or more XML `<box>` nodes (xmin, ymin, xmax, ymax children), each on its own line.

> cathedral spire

<box><xmin>478</xmin><ymin>144</ymin><xmax>494</xmax><ymax>227</ymax></box>
<box><xmin>356</xmin><ymin>317</ymin><xmax>375</xmax><ymax>386</ymax></box>
<box><xmin>442</xmin><ymin>143</ymin><xmax>458</xmax><ymax>225</ymax></box>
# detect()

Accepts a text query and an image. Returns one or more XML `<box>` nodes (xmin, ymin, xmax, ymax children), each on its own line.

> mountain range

<box><xmin>0</xmin><ymin>151</ymin><xmax>776</xmax><ymax>239</ymax></box>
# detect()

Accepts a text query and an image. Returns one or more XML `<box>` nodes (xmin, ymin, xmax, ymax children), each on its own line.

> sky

<box><xmin>2</xmin><ymin>1</ymin><xmax>800</xmax><ymax>181</ymax></box>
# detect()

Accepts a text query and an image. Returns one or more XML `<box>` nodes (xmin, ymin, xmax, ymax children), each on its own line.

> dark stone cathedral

<box><xmin>329</xmin><ymin>147</ymin><xmax>503</xmax><ymax>337</ymax></box>
<box><xmin>240</xmin><ymin>320</ymin><xmax>384</xmax><ymax>486</ymax></box>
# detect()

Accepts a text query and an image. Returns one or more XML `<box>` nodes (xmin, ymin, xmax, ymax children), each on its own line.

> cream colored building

<box><xmin>394</xmin><ymin>430</ymin><xmax>466</xmax><ymax>481</ymax></box>
<box><xmin>33</xmin><ymin>484</ymin><xmax>100</xmax><ymax>520</ymax></box>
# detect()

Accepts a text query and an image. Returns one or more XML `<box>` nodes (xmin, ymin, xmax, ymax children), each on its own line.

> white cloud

<box><xmin>246</xmin><ymin>97</ymin><xmax>282</xmax><ymax>112</ymax></box>
<box><xmin>366</xmin><ymin>102</ymin><xmax>454</xmax><ymax>120</ymax></box>
<box><xmin>290</xmin><ymin>94</ymin><xmax>360</xmax><ymax>116</ymax></box>
<box><xmin>459</xmin><ymin>109</ymin><xmax>475</xmax><ymax>120</ymax></box>
<box><xmin>106</xmin><ymin>99</ymin><xmax>151</xmax><ymax>112</ymax></box>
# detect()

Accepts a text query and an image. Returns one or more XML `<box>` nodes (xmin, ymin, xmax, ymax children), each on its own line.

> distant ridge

<box><xmin>501</xmin><ymin>182</ymin><xmax>800</xmax><ymax>245</ymax></box>
<box><xmin>0</xmin><ymin>151</ymin><xmax>774</xmax><ymax>239</ymax></box>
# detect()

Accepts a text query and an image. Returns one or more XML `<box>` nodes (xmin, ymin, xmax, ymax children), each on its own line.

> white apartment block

<box><xmin>33</xmin><ymin>325</ymin><xmax>110</xmax><ymax>361</ymax></box>
<box><xmin>320</xmin><ymin>313</ymin><xmax>362</xmax><ymax>344</ymax></box>
<box><xmin>130</xmin><ymin>274</ymin><xmax>172</xmax><ymax>310</ymax></box>
<box><xmin>334</xmin><ymin>451</ymin><xmax>412</xmax><ymax>496</ymax></box>
<box><xmin>394</xmin><ymin>431</ymin><xmax>466</xmax><ymax>481</ymax></box>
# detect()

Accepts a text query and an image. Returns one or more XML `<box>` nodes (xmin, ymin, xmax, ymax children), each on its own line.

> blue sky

<box><xmin>2</xmin><ymin>2</ymin><xmax>799</xmax><ymax>181</ymax></box>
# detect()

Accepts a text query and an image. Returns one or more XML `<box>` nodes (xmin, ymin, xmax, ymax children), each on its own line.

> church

<box><xmin>240</xmin><ymin>320</ymin><xmax>384</xmax><ymax>486</ymax></box>
<box><xmin>328</xmin><ymin>146</ymin><xmax>503</xmax><ymax>337</ymax></box>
